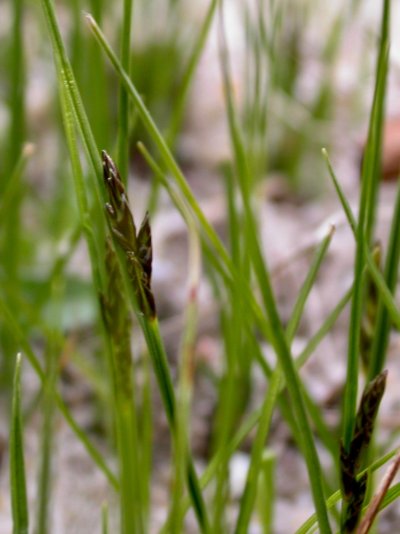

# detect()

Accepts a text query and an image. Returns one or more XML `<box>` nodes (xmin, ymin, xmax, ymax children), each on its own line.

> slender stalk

<box><xmin>341</xmin><ymin>0</ymin><xmax>390</xmax><ymax>450</ymax></box>
<box><xmin>0</xmin><ymin>297</ymin><xmax>118</xmax><ymax>489</ymax></box>
<box><xmin>10</xmin><ymin>354</ymin><xmax>29</xmax><ymax>534</ymax></box>
<box><xmin>140</xmin><ymin>316</ymin><xmax>210</xmax><ymax>533</ymax></box>
<box><xmin>41</xmin><ymin>0</ymin><xmax>104</xmax><ymax>191</ymax></box>
<box><xmin>166</xmin><ymin>0</ymin><xmax>218</xmax><ymax>144</ymax></box>
<box><xmin>234</xmin><ymin>373</ymin><xmax>282</xmax><ymax>534</ymax></box>
<box><xmin>102</xmin><ymin>503</ymin><xmax>109</xmax><ymax>534</ymax></box>
<box><xmin>117</xmin><ymin>0</ymin><xmax>133</xmax><ymax>183</ymax></box>
<box><xmin>368</xmin><ymin>156</ymin><xmax>400</xmax><ymax>378</ymax></box>
<box><xmin>34</xmin><ymin>341</ymin><xmax>58</xmax><ymax>534</ymax></box>
<box><xmin>1</xmin><ymin>0</ymin><xmax>26</xmax><ymax>386</ymax></box>
<box><xmin>6</xmin><ymin>0</ymin><xmax>25</xmax><ymax>180</ymax></box>
<box><xmin>257</xmin><ymin>450</ymin><xmax>276</xmax><ymax>534</ymax></box>
<box><xmin>147</xmin><ymin>0</ymin><xmax>219</xmax><ymax>213</ymax></box>
<box><xmin>168</xmin><ymin>222</ymin><xmax>201</xmax><ymax>532</ymax></box>
<box><xmin>323</xmin><ymin>149</ymin><xmax>400</xmax><ymax>332</ymax></box>
<box><xmin>0</xmin><ymin>144</ymin><xmax>34</xmax><ymax>219</ymax></box>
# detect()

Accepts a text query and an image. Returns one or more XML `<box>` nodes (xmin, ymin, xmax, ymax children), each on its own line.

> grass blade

<box><xmin>234</xmin><ymin>372</ymin><xmax>282</xmax><ymax>534</ymax></box>
<box><xmin>5</xmin><ymin>0</ymin><xmax>25</xmax><ymax>178</ymax></box>
<box><xmin>0</xmin><ymin>298</ymin><xmax>118</xmax><ymax>489</ymax></box>
<box><xmin>323</xmin><ymin>149</ymin><xmax>400</xmax><ymax>332</ymax></box>
<box><xmin>340</xmin><ymin>0</ymin><xmax>390</xmax><ymax>450</ymax></box>
<box><xmin>257</xmin><ymin>450</ymin><xmax>276</xmax><ymax>534</ymax></box>
<box><xmin>368</xmin><ymin>148</ymin><xmax>400</xmax><ymax>377</ymax></box>
<box><xmin>102</xmin><ymin>502</ymin><xmax>109</xmax><ymax>534</ymax></box>
<box><xmin>168</xmin><ymin>220</ymin><xmax>202</xmax><ymax>532</ymax></box>
<box><xmin>116</xmin><ymin>0</ymin><xmax>133</xmax><ymax>183</ymax></box>
<box><xmin>35</xmin><ymin>342</ymin><xmax>58</xmax><ymax>534</ymax></box>
<box><xmin>166</xmin><ymin>0</ymin><xmax>218</xmax><ymax>144</ymax></box>
<box><xmin>10</xmin><ymin>353</ymin><xmax>29</xmax><ymax>534</ymax></box>
<box><xmin>40</xmin><ymin>0</ymin><xmax>104</xmax><ymax>194</ymax></box>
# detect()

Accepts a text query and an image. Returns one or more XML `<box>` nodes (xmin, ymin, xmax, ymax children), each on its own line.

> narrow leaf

<box><xmin>10</xmin><ymin>353</ymin><xmax>29</xmax><ymax>534</ymax></box>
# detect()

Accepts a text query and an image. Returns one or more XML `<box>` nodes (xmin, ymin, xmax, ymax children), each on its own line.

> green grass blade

<box><xmin>0</xmin><ymin>298</ymin><xmax>118</xmax><ymax>489</ymax></box>
<box><xmin>139</xmin><ymin>356</ymin><xmax>152</xmax><ymax>521</ymax></box>
<box><xmin>379</xmin><ymin>481</ymin><xmax>400</xmax><ymax>516</ymax></box>
<box><xmin>10</xmin><ymin>354</ymin><xmax>29</xmax><ymax>534</ymax></box>
<box><xmin>168</xmin><ymin>223</ymin><xmax>201</xmax><ymax>532</ymax></box>
<box><xmin>35</xmin><ymin>343</ymin><xmax>58</xmax><ymax>534</ymax></box>
<box><xmin>286</xmin><ymin>225</ymin><xmax>335</xmax><ymax>341</ymax></box>
<box><xmin>102</xmin><ymin>502</ymin><xmax>109</xmax><ymax>534</ymax></box>
<box><xmin>117</xmin><ymin>0</ymin><xmax>133</xmax><ymax>182</ymax></box>
<box><xmin>0</xmin><ymin>143</ymin><xmax>33</xmax><ymax>219</ymax></box>
<box><xmin>368</xmin><ymin>166</ymin><xmax>400</xmax><ymax>377</ymax></box>
<box><xmin>166</xmin><ymin>0</ymin><xmax>218</xmax><ymax>144</ymax></box>
<box><xmin>234</xmin><ymin>372</ymin><xmax>282</xmax><ymax>534</ymax></box>
<box><xmin>257</xmin><ymin>450</ymin><xmax>276</xmax><ymax>534</ymax></box>
<box><xmin>340</xmin><ymin>0</ymin><xmax>390</xmax><ymax>450</ymax></box>
<box><xmin>101</xmin><ymin>502</ymin><xmax>109</xmax><ymax>534</ymax></box>
<box><xmin>140</xmin><ymin>317</ymin><xmax>210</xmax><ymax>533</ymax></box>
<box><xmin>40</xmin><ymin>0</ymin><xmax>104</xmax><ymax>195</ymax></box>
<box><xmin>58</xmin><ymin>71</ymin><xmax>106</xmax><ymax>295</ymax></box>
<box><xmin>296</xmin><ymin>286</ymin><xmax>352</xmax><ymax>368</ymax></box>
<box><xmin>5</xmin><ymin>0</ymin><xmax>25</xmax><ymax>179</ymax></box>
<box><xmin>323</xmin><ymin>150</ymin><xmax>400</xmax><ymax>332</ymax></box>
<box><xmin>1</xmin><ymin>0</ymin><xmax>26</xmax><ymax>385</ymax></box>
<box><xmin>363</xmin><ymin>0</ymin><xmax>390</xmax><ymax>241</ymax></box>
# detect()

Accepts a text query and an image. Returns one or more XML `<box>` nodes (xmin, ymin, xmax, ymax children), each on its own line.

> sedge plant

<box><xmin>3</xmin><ymin>0</ymin><xmax>400</xmax><ymax>533</ymax></box>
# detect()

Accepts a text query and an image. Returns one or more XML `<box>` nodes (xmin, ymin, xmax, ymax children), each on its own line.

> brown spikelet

<box><xmin>340</xmin><ymin>370</ymin><xmax>388</xmax><ymax>532</ymax></box>
<box><xmin>102</xmin><ymin>150</ymin><xmax>156</xmax><ymax>318</ymax></box>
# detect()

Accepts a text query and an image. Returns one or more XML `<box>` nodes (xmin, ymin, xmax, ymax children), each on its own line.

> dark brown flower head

<box><xmin>102</xmin><ymin>150</ymin><xmax>137</xmax><ymax>252</ymax></box>
<box><xmin>102</xmin><ymin>150</ymin><xmax>124</xmax><ymax>209</ymax></box>
<box><xmin>101</xmin><ymin>150</ymin><xmax>155</xmax><ymax>318</ymax></box>
<box><xmin>340</xmin><ymin>370</ymin><xmax>388</xmax><ymax>532</ymax></box>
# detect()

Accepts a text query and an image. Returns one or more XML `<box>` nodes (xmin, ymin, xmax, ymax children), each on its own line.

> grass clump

<box><xmin>2</xmin><ymin>0</ymin><xmax>400</xmax><ymax>533</ymax></box>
